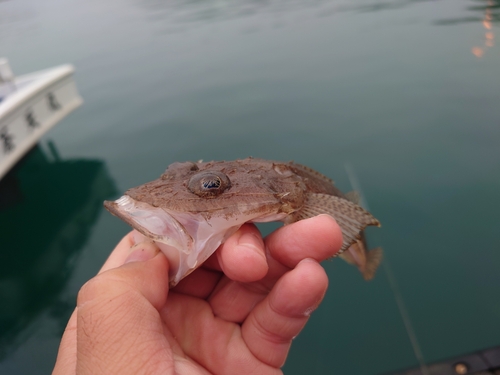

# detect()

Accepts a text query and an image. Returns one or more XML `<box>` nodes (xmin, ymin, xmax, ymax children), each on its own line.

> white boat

<box><xmin>0</xmin><ymin>59</ymin><xmax>83</xmax><ymax>180</ymax></box>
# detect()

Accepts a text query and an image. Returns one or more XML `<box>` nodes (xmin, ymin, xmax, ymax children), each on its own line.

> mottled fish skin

<box><xmin>123</xmin><ymin>159</ymin><xmax>306</xmax><ymax>219</ymax></box>
<box><xmin>104</xmin><ymin>158</ymin><xmax>381</xmax><ymax>284</ymax></box>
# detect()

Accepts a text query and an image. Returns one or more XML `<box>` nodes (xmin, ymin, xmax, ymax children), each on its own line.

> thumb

<box><xmin>76</xmin><ymin>241</ymin><xmax>172</xmax><ymax>375</ymax></box>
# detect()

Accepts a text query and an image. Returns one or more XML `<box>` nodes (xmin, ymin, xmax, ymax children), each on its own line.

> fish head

<box><xmin>104</xmin><ymin>159</ymin><xmax>306</xmax><ymax>286</ymax></box>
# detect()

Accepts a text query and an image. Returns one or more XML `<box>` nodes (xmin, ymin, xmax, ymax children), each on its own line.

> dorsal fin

<box><xmin>289</xmin><ymin>162</ymin><xmax>344</xmax><ymax>196</ymax></box>
<box><xmin>289</xmin><ymin>162</ymin><xmax>335</xmax><ymax>185</ymax></box>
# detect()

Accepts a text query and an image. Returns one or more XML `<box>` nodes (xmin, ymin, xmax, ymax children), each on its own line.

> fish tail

<box><xmin>362</xmin><ymin>247</ymin><xmax>383</xmax><ymax>281</ymax></box>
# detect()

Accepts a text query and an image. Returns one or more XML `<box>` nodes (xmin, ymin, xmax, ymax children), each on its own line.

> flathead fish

<box><xmin>104</xmin><ymin>158</ymin><xmax>382</xmax><ymax>286</ymax></box>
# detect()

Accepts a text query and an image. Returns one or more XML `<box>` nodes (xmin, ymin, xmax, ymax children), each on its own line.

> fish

<box><xmin>104</xmin><ymin>158</ymin><xmax>381</xmax><ymax>286</ymax></box>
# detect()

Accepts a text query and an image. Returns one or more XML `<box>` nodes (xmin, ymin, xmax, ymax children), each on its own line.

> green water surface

<box><xmin>0</xmin><ymin>0</ymin><xmax>499</xmax><ymax>374</ymax></box>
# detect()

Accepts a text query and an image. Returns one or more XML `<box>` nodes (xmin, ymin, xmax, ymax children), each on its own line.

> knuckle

<box><xmin>77</xmin><ymin>274</ymin><xmax>112</xmax><ymax>305</ymax></box>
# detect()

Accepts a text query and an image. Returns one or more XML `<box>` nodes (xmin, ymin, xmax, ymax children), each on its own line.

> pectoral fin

<box><xmin>339</xmin><ymin>241</ymin><xmax>383</xmax><ymax>280</ymax></box>
<box><xmin>339</xmin><ymin>239</ymin><xmax>364</xmax><ymax>266</ymax></box>
<box><xmin>362</xmin><ymin>247</ymin><xmax>383</xmax><ymax>280</ymax></box>
<box><xmin>290</xmin><ymin>193</ymin><xmax>380</xmax><ymax>254</ymax></box>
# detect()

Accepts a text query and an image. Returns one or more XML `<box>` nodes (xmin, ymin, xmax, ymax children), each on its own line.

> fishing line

<box><xmin>344</xmin><ymin>163</ymin><xmax>430</xmax><ymax>375</ymax></box>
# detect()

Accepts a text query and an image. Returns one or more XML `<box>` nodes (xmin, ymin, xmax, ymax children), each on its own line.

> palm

<box><xmin>158</xmin><ymin>291</ymin><xmax>281</xmax><ymax>375</ymax></box>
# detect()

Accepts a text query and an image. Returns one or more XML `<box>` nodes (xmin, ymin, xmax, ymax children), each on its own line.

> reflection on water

<box><xmin>139</xmin><ymin>0</ymin><xmax>326</xmax><ymax>18</ymax></box>
<box><xmin>0</xmin><ymin>143</ymin><xmax>116</xmax><ymax>359</ymax></box>
<box><xmin>138</xmin><ymin>0</ymin><xmax>500</xmax><ymax>19</ymax></box>
<box><xmin>137</xmin><ymin>0</ymin><xmax>434</xmax><ymax>25</ymax></box>
<box><xmin>436</xmin><ymin>0</ymin><xmax>500</xmax><ymax>25</ymax></box>
<box><xmin>433</xmin><ymin>0</ymin><xmax>498</xmax><ymax>58</ymax></box>
<box><xmin>471</xmin><ymin>0</ymin><xmax>496</xmax><ymax>57</ymax></box>
<box><xmin>137</xmin><ymin>0</ymin><xmax>324</xmax><ymax>28</ymax></box>
<box><xmin>135</xmin><ymin>0</ymin><xmax>500</xmax><ymax>33</ymax></box>
<box><xmin>336</xmin><ymin>0</ymin><xmax>433</xmax><ymax>13</ymax></box>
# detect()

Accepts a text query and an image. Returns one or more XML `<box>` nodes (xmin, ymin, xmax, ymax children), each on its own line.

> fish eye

<box><xmin>202</xmin><ymin>178</ymin><xmax>221</xmax><ymax>190</ymax></box>
<box><xmin>188</xmin><ymin>171</ymin><xmax>231</xmax><ymax>198</ymax></box>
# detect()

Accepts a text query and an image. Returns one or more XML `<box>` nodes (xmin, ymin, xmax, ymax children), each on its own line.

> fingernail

<box><xmin>238</xmin><ymin>232</ymin><xmax>263</xmax><ymax>254</ymax></box>
<box><xmin>124</xmin><ymin>243</ymin><xmax>159</xmax><ymax>264</ymax></box>
<box><xmin>131</xmin><ymin>230</ymin><xmax>146</xmax><ymax>245</ymax></box>
<box><xmin>316</xmin><ymin>214</ymin><xmax>337</xmax><ymax>224</ymax></box>
<box><xmin>298</xmin><ymin>257</ymin><xmax>318</xmax><ymax>265</ymax></box>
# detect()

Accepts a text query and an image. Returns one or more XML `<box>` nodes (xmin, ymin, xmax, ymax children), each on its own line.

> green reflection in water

<box><xmin>0</xmin><ymin>143</ymin><xmax>116</xmax><ymax>359</ymax></box>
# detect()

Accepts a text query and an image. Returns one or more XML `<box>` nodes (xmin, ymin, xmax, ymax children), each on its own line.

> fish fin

<box><xmin>294</xmin><ymin>193</ymin><xmax>380</xmax><ymax>253</ymax></box>
<box><xmin>288</xmin><ymin>162</ymin><xmax>347</xmax><ymax>196</ymax></box>
<box><xmin>362</xmin><ymin>247</ymin><xmax>383</xmax><ymax>281</ymax></box>
<box><xmin>345</xmin><ymin>191</ymin><xmax>361</xmax><ymax>205</ymax></box>
<box><xmin>339</xmin><ymin>250</ymin><xmax>356</xmax><ymax>265</ymax></box>
<box><xmin>339</xmin><ymin>239</ymin><xmax>365</xmax><ymax>266</ymax></box>
<box><xmin>289</xmin><ymin>162</ymin><xmax>335</xmax><ymax>185</ymax></box>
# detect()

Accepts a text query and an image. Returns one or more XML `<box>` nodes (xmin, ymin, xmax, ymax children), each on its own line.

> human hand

<box><xmin>52</xmin><ymin>215</ymin><xmax>342</xmax><ymax>375</ymax></box>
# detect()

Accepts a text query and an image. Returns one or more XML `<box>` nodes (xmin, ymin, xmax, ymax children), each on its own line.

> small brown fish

<box><xmin>104</xmin><ymin>158</ymin><xmax>381</xmax><ymax>286</ymax></box>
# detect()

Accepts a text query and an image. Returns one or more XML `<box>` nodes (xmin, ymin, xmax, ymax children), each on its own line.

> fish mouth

<box><xmin>104</xmin><ymin>195</ymin><xmax>254</xmax><ymax>286</ymax></box>
<box><xmin>104</xmin><ymin>195</ymin><xmax>197</xmax><ymax>285</ymax></box>
<box><xmin>104</xmin><ymin>196</ymin><xmax>193</xmax><ymax>248</ymax></box>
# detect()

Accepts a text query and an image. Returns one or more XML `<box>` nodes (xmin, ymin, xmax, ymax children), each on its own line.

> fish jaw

<box><xmin>104</xmin><ymin>195</ymin><xmax>193</xmax><ymax>250</ymax></box>
<box><xmin>104</xmin><ymin>195</ymin><xmax>284</xmax><ymax>286</ymax></box>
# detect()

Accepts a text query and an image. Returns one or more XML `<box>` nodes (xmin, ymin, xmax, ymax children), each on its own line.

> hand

<box><xmin>52</xmin><ymin>215</ymin><xmax>342</xmax><ymax>375</ymax></box>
